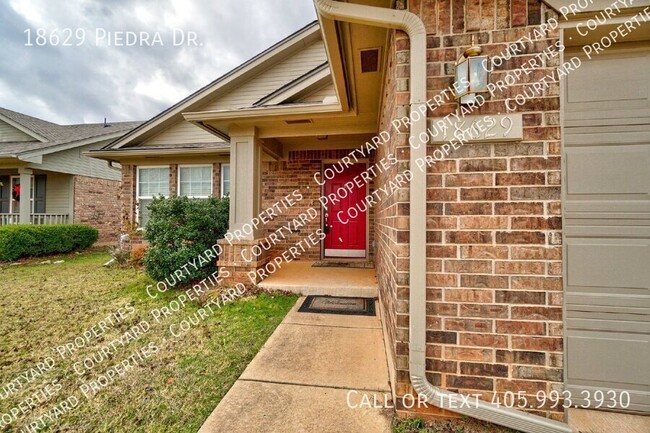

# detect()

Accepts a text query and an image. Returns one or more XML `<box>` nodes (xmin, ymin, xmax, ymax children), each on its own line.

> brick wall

<box><xmin>73</xmin><ymin>175</ymin><xmax>122</xmax><ymax>243</ymax></box>
<box><xmin>120</xmin><ymin>162</ymin><xmax>225</xmax><ymax>235</ymax></box>
<box><xmin>170</xmin><ymin>164</ymin><xmax>178</xmax><ymax>196</ymax></box>
<box><xmin>119</xmin><ymin>156</ymin><xmax>377</xmax><ymax>262</ymax></box>
<box><xmin>376</xmin><ymin>29</ymin><xmax>408</xmax><ymax>402</ymax></box>
<box><xmin>120</xmin><ymin>163</ymin><xmax>137</xmax><ymax>234</ymax></box>
<box><xmin>261</xmin><ymin>149</ymin><xmax>375</xmax><ymax>261</ymax></box>
<box><xmin>377</xmin><ymin>0</ymin><xmax>563</xmax><ymax>421</ymax></box>
<box><xmin>213</xmin><ymin>163</ymin><xmax>222</xmax><ymax>198</ymax></box>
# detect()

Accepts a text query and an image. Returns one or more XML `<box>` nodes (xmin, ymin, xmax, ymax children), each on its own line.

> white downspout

<box><xmin>313</xmin><ymin>2</ymin><xmax>573</xmax><ymax>433</ymax></box>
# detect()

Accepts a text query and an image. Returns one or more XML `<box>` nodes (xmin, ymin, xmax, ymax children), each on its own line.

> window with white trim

<box><xmin>137</xmin><ymin>166</ymin><xmax>169</xmax><ymax>227</ymax></box>
<box><xmin>221</xmin><ymin>164</ymin><xmax>230</xmax><ymax>198</ymax></box>
<box><xmin>179</xmin><ymin>165</ymin><xmax>212</xmax><ymax>198</ymax></box>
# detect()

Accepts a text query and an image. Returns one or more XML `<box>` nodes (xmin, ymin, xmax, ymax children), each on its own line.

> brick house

<box><xmin>0</xmin><ymin>107</ymin><xmax>140</xmax><ymax>242</ymax></box>
<box><xmin>90</xmin><ymin>0</ymin><xmax>649</xmax><ymax>431</ymax></box>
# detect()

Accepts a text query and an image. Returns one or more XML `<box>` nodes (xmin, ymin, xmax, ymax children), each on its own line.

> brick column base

<box><xmin>217</xmin><ymin>238</ymin><xmax>270</xmax><ymax>287</ymax></box>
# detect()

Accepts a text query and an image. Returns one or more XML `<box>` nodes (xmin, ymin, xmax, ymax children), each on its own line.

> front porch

<box><xmin>0</xmin><ymin>168</ymin><xmax>74</xmax><ymax>225</ymax></box>
<box><xmin>0</xmin><ymin>213</ymin><xmax>70</xmax><ymax>225</ymax></box>
<box><xmin>257</xmin><ymin>261</ymin><xmax>377</xmax><ymax>297</ymax></box>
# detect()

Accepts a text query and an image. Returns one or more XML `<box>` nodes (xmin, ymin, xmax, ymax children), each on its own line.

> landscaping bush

<box><xmin>143</xmin><ymin>196</ymin><xmax>229</xmax><ymax>282</ymax></box>
<box><xmin>0</xmin><ymin>224</ymin><xmax>98</xmax><ymax>261</ymax></box>
<box><xmin>130</xmin><ymin>244</ymin><xmax>147</xmax><ymax>268</ymax></box>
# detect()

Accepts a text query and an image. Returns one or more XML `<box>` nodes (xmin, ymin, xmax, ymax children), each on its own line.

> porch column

<box><xmin>228</xmin><ymin>126</ymin><xmax>262</xmax><ymax>238</ymax></box>
<box><xmin>217</xmin><ymin>126</ymin><xmax>269</xmax><ymax>286</ymax></box>
<box><xmin>18</xmin><ymin>168</ymin><xmax>32</xmax><ymax>224</ymax></box>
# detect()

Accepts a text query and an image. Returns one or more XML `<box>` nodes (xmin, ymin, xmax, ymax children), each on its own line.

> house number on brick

<box><xmin>430</xmin><ymin>113</ymin><xmax>523</xmax><ymax>144</ymax></box>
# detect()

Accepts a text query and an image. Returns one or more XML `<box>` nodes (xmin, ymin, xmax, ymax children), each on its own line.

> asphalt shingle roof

<box><xmin>0</xmin><ymin>107</ymin><xmax>141</xmax><ymax>157</ymax></box>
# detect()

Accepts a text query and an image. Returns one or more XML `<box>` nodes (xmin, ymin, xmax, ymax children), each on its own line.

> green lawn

<box><xmin>0</xmin><ymin>252</ymin><xmax>297</xmax><ymax>432</ymax></box>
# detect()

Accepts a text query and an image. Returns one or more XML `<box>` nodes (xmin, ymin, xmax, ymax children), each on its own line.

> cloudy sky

<box><xmin>0</xmin><ymin>0</ymin><xmax>316</xmax><ymax>124</ymax></box>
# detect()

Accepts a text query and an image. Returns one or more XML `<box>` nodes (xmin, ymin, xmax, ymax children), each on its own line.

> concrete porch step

<box><xmin>257</xmin><ymin>261</ymin><xmax>378</xmax><ymax>298</ymax></box>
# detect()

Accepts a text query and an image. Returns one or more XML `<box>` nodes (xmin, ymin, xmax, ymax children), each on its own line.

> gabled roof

<box><xmin>253</xmin><ymin>62</ymin><xmax>332</xmax><ymax>106</ymax></box>
<box><xmin>0</xmin><ymin>107</ymin><xmax>141</xmax><ymax>159</ymax></box>
<box><xmin>99</xmin><ymin>20</ymin><xmax>326</xmax><ymax>152</ymax></box>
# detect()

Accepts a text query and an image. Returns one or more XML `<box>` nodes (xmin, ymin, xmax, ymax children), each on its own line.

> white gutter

<box><xmin>313</xmin><ymin>2</ymin><xmax>573</xmax><ymax>433</ymax></box>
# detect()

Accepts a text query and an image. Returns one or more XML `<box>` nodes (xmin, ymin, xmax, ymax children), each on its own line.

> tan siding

<box><xmin>130</xmin><ymin>38</ymin><xmax>328</xmax><ymax>148</ymax></box>
<box><xmin>297</xmin><ymin>80</ymin><xmax>337</xmax><ymax>103</ymax></box>
<box><xmin>142</xmin><ymin>120</ymin><xmax>222</xmax><ymax>146</ymax></box>
<box><xmin>40</xmin><ymin>140</ymin><xmax>121</xmax><ymax>180</ymax></box>
<box><xmin>45</xmin><ymin>173</ymin><xmax>72</xmax><ymax>214</ymax></box>
<box><xmin>0</xmin><ymin>119</ymin><xmax>34</xmax><ymax>142</ymax></box>
<box><xmin>204</xmin><ymin>40</ymin><xmax>328</xmax><ymax>111</ymax></box>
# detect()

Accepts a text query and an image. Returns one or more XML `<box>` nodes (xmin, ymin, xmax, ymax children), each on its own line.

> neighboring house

<box><xmin>90</xmin><ymin>1</ymin><xmax>649</xmax><ymax>432</ymax></box>
<box><xmin>0</xmin><ymin>107</ymin><xmax>141</xmax><ymax>242</ymax></box>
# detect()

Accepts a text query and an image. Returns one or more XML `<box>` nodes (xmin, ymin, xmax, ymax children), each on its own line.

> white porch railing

<box><xmin>0</xmin><ymin>214</ymin><xmax>20</xmax><ymax>225</ymax></box>
<box><xmin>0</xmin><ymin>214</ymin><xmax>70</xmax><ymax>225</ymax></box>
<box><xmin>31</xmin><ymin>214</ymin><xmax>70</xmax><ymax>225</ymax></box>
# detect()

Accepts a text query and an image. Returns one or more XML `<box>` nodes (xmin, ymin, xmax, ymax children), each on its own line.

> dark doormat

<box><xmin>298</xmin><ymin>296</ymin><xmax>376</xmax><ymax>316</ymax></box>
<box><xmin>312</xmin><ymin>261</ymin><xmax>374</xmax><ymax>269</ymax></box>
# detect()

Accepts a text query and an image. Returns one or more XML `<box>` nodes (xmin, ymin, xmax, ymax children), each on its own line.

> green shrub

<box><xmin>0</xmin><ymin>224</ymin><xmax>98</xmax><ymax>261</ymax></box>
<box><xmin>143</xmin><ymin>196</ymin><xmax>229</xmax><ymax>282</ymax></box>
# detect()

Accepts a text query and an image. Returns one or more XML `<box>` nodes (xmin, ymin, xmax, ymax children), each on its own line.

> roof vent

<box><xmin>285</xmin><ymin>119</ymin><xmax>313</xmax><ymax>125</ymax></box>
<box><xmin>360</xmin><ymin>48</ymin><xmax>380</xmax><ymax>73</ymax></box>
<box><xmin>103</xmin><ymin>117</ymin><xmax>112</xmax><ymax>128</ymax></box>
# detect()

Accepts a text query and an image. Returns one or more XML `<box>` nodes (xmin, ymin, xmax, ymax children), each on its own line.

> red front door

<box><xmin>323</xmin><ymin>163</ymin><xmax>367</xmax><ymax>258</ymax></box>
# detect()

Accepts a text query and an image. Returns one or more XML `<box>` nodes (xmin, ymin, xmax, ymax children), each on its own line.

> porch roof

<box><xmin>181</xmin><ymin>5</ymin><xmax>391</xmax><ymax>142</ymax></box>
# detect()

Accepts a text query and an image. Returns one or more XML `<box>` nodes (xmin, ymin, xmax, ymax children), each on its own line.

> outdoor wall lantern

<box><xmin>454</xmin><ymin>42</ymin><xmax>489</xmax><ymax>105</ymax></box>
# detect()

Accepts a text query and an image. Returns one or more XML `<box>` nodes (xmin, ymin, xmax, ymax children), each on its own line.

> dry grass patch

<box><xmin>0</xmin><ymin>252</ymin><xmax>296</xmax><ymax>432</ymax></box>
<box><xmin>394</xmin><ymin>417</ymin><xmax>521</xmax><ymax>433</ymax></box>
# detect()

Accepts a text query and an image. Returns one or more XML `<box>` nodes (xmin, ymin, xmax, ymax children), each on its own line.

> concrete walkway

<box><xmin>198</xmin><ymin>298</ymin><xmax>393</xmax><ymax>433</ymax></box>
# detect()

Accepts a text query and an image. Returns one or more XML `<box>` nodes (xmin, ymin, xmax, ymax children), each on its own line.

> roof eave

<box><xmin>16</xmin><ymin>130</ymin><xmax>135</xmax><ymax>160</ymax></box>
<box><xmin>315</xmin><ymin>9</ymin><xmax>350</xmax><ymax>112</ymax></box>
<box><xmin>86</xmin><ymin>147</ymin><xmax>231</xmax><ymax>162</ymax></box>
<box><xmin>184</xmin><ymin>103</ymin><xmax>343</xmax><ymax>124</ymax></box>
<box><xmin>253</xmin><ymin>62</ymin><xmax>331</xmax><ymax>106</ymax></box>
<box><xmin>0</xmin><ymin>112</ymin><xmax>49</xmax><ymax>142</ymax></box>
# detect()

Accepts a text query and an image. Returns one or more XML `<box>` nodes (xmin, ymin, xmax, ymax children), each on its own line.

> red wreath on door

<box><xmin>12</xmin><ymin>185</ymin><xmax>20</xmax><ymax>202</ymax></box>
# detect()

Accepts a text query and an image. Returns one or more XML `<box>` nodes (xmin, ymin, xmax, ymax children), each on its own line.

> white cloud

<box><xmin>133</xmin><ymin>69</ymin><xmax>191</xmax><ymax>104</ymax></box>
<box><xmin>0</xmin><ymin>0</ymin><xmax>316</xmax><ymax>124</ymax></box>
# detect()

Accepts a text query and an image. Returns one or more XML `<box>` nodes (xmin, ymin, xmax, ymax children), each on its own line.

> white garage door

<box><xmin>564</xmin><ymin>46</ymin><xmax>650</xmax><ymax>414</ymax></box>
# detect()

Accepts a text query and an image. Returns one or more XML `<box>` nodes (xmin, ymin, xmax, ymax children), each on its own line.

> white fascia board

<box><xmin>256</xmin><ymin>65</ymin><xmax>332</xmax><ymax>106</ymax></box>
<box><xmin>183</xmin><ymin>103</ymin><xmax>342</xmax><ymax>123</ymax></box>
<box><xmin>17</xmin><ymin>154</ymin><xmax>42</xmax><ymax>164</ymax></box>
<box><xmin>17</xmin><ymin>131</ymin><xmax>128</xmax><ymax>160</ymax></box>
<box><xmin>316</xmin><ymin>15</ymin><xmax>350</xmax><ymax>112</ymax></box>
<box><xmin>86</xmin><ymin>147</ymin><xmax>230</xmax><ymax>161</ymax></box>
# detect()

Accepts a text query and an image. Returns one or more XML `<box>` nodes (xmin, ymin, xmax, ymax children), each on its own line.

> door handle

<box><xmin>324</xmin><ymin>213</ymin><xmax>330</xmax><ymax>234</ymax></box>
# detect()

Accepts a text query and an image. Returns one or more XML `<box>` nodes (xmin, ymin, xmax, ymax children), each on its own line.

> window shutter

<box><xmin>34</xmin><ymin>175</ymin><xmax>46</xmax><ymax>214</ymax></box>
<box><xmin>0</xmin><ymin>176</ymin><xmax>9</xmax><ymax>213</ymax></box>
